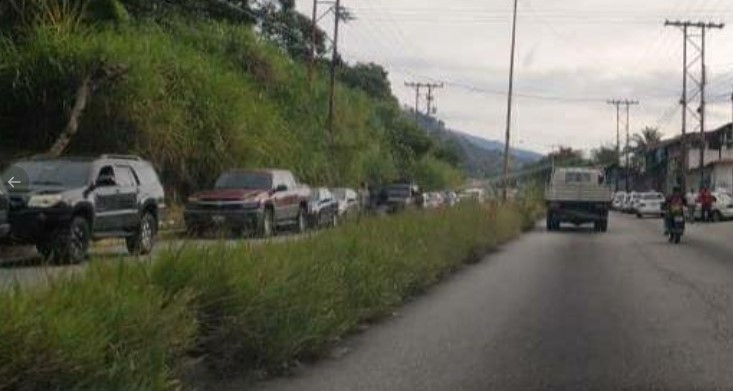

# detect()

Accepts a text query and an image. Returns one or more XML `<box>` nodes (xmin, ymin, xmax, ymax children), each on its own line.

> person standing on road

<box><xmin>697</xmin><ymin>187</ymin><xmax>716</xmax><ymax>222</ymax></box>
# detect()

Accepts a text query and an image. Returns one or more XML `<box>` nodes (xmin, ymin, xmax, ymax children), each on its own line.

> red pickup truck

<box><xmin>184</xmin><ymin>169</ymin><xmax>311</xmax><ymax>237</ymax></box>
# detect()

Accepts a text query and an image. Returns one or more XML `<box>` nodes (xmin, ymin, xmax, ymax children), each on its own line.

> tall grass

<box><xmin>0</xmin><ymin>202</ymin><xmax>541</xmax><ymax>390</ymax></box>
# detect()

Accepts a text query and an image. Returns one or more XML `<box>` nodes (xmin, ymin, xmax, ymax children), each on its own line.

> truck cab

<box><xmin>545</xmin><ymin>167</ymin><xmax>613</xmax><ymax>232</ymax></box>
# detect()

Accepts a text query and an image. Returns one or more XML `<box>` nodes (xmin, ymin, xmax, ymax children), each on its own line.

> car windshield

<box><xmin>9</xmin><ymin>160</ymin><xmax>91</xmax><ymax>188</ymax></box>
<box><xmin>215</xmin><ymin>172</ymin><xmax>272</xmax><ymax>190</ymax></box>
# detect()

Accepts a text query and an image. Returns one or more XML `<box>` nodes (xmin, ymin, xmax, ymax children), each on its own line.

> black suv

<box><xmin>0</xmin><ymin>182</ymin><xmax>9</xmax><ymax>238</ymax></box>
<box><xmin>3</xmin><ymin>155</ymin><xmax>165</xmax><ymax>263</ymax></box>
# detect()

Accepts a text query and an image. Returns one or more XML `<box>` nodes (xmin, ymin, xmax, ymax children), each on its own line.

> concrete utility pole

<box><xmin>425</xmin><ymin>83</ymin><xmax>444</xmax><ymax>117</ymax></box>
<box><xmin>502</xmin><ymin>0</ymin><xmax>519</xmax><ymax>202</ymax></box>
<box><xmin>665</xmin><ymin>20</ymin><xmax>724</xmax><ymax>191</ymax></box>
<box><xmin>405</xmin><ymin>82</ymin><xmax>444</xmax><ymax>124</ymax></box>
<box><xmin>309</xmin><ymin>0</ymin><xmax>318</xmax><ymax>84</ymax></box>
<box><xmin>607</xmin><ymin>99</ymin><xmax>638</xmax><ymax>193</ymax></box>
<box><xmin>606</xmin><ymin>100</ymin><xmax>622</xmax><ymax>192</ymax></box>
<box><xmin>326</xmin><ymin>0</ymin><xmax>342</xmax><ymax>149</ymax></box>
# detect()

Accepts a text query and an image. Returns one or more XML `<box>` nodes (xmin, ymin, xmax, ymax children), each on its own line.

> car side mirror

<box><xmin>96</xmin><ymin>175</ymin><xmax>116</xmax><ymax>187</ymax></box>
<box><xmin>274</xmin><ymin>184</ymin><xmax>288</xmax><ymax>193</ymax></box>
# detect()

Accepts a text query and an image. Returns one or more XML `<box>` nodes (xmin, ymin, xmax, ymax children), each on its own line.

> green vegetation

<box><xmin>0</xmin><ymin>0</ymin><xmax>463</xmax><ymax>194</ymax></box>
<box><xmin>0</xmin><ymin>202</ymin><xmax>541</xmax><ymax>390</ymax></box>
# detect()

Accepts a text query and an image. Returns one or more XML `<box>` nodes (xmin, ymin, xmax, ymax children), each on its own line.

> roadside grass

<box><xmin>0</xmin><ymin>202</ymin><xmax>542</xmax><ymax>390</ymax></box>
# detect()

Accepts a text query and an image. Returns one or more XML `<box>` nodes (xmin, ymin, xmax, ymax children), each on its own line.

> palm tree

<box><xmin>631</xmin><ymin>127</ymin><xmax>663</xmax><ymax>152</ymax></box>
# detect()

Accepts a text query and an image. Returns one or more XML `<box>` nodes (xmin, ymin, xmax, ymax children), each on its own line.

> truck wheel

<box><xmin>259</xmin><ymin>208</ymin><xmax>274</xmax><ymax>238</ymax></box>
<box><xmin>594</xmin><ymin>221</ymin><xmax>603</xmax><ymax>232</ymax></box>
<box><xmin>601</xmin><ymin>220</ymin><xmax>608</xmax><ymax>232</ymax></box>
<box><xmin>53</xmin><ymin>216</ymin><xmax>90</xmax><ymax>264</ymax></box>
<box><xmin>127</xmin><ymin>212</ymin><xmax>157</xmax><ymax>256</ymax></box>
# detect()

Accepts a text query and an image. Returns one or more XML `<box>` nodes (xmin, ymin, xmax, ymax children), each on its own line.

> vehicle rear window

<box><xmin>565</xmin><ymin>172</ymin><xmax>592</xmax><ymax>183</ymax></box>
<box><xmin>216</xmin><ymin>172</ymin><xmax>272</xmax><ymax>190</ymax></box>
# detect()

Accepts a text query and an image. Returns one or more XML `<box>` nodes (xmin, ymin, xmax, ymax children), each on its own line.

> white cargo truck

<box><xmin>545</xmin><ymin>167</ymin><xmax>613</xmax><ymax>232</ymax></box>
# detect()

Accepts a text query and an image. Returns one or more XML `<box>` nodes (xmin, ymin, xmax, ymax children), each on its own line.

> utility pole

<box><xmin>405</xmin><ymin>82</ymin><xmax>444</xmax><ymax>124</ymax></box>
<box><xmin>309</xmin><ymin>0</ymin><xmax>318</xmax><ymax>84</ymax></box>
<box><xmin>425</xmin><ymin>83</ymin><xmax>444</xmax><ymax>117</ymax></box>
<box><xmin>606</xmin><ymin>100</ymin><xmax>622</xmax><ymax>192</ymax></box>
<box><xmin>405</xmin><ymin>82</ymin><xmax>423</xmax><ymax>124</ymax></box>
<box><xmin>624</xmin><ymin>101</ymin><xmax>639</xmax><ymax>193</ymax></box>
<box><xmin>665</xmin><ymin>20</ymin><xmax>724</xmax><ymax>191</ymax></box>
<box><xmin>607</xmin><ymin>99</ymin><xmax>638</xmax><ymax>193</ymax></box>
<box><xmin>326</xmin><ymin>0</ymin><xmax>341</xmax><ymax>149</ymax></box>
<box><xmin>502</xmin><ymin>0</ymin><xmax>519</xmax><ymax>202</ymax></box>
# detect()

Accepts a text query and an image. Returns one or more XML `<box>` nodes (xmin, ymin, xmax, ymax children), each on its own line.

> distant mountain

<box><xmin>408</xmin><ymin>109</ymin><xmax>542</xmax><ymax>178</ymax></box>
<box><xmin>452</xmin><ymin>131</ymin><xmax>543</xmax><ymax>164</ymax></box>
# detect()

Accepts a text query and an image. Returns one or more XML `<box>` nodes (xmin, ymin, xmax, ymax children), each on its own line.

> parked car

<box><xmin>444</xmin><ymin>191</ymin><xmax>459</xmax><ymax>207</ymax></box>
<box><xmin>692</xmin><ymin>192</ymin><xmax>733</xmax><ymax>222</ymax></box>
<box><xmin>380</xmin><ymin>183</ymin><xmax>422</xmax><ymax>213</ymax></box>
<box><xmin>308</xmin><ymin>188</ymin><xmax>339</xmax><ymax>228</ymax></box>
<box><xmin>635</xmin><ymin>192</ymin><xmax>664</xmax><ymax>218</ymax></box>
<box><xmin>424</xmin><ymin>192</ymin><xmax>445</xmax><ymax>209</ymax></box>
<box><xmin>612</xmin><ymin>192</ymin><xmax>626</xmax><ymax>211</ymax></box>
<box><xmin>0</xmin><ymin>182</ymin><xmax>9</xmax><ymax>238</ymax></box>
<box><xmin>623</xmin><ymin>192</ymin><xmax>640</xmax><ymax>213</ymax></box>
<box><xmin>332</xmin><ymin>188</ymin><xmax>359</xmax><ymax>218</ymax></box>
<box><xmin>184</xmin><ymin>169</ymin><xmax>310</xmax><ymax>237</ymax></box>
<box><xmin>4</xmin><ymin>155</ymin><xmax>165</xmax><ymax>263</ymax></box>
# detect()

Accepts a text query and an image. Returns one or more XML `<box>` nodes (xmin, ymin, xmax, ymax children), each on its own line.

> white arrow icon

<box><xmin>7</xmin><ymin>177</ymin><xmax>20</xmax><ymax>188</ymax></box>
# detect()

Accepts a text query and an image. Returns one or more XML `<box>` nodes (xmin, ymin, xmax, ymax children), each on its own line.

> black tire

<box><xmin>296</xmin><ymin>206</ymin><xmax>308</xmax><ymax>234</ymax></box>
<box><xmin>601</xmin><ymin>220</ymin><xmax>608</xmax><ymax>232</ymax></box>
<box><xmin>127</xmin><ymin>212</ymin><xmax>157</xmax><ymax>256</ymax></box>
<box><xmin>259</xmin><ymin>208</ymin><xmax>275</xmax><ymax>238</ymax></box>
<box><xmin>636</xmin><ymin>213</ymin><xmax>642</xmax><ymax>219</ymax></box>
<box><xmin>713</xmin><ymin>211</ymin><xmax>723</xmax><ymax>223</ymax></box>
<box><xmin>36</xmin><ymin>241</ymin><xmax>53</xmax><ymax>261</ymax></box>
<box><xmin>53</xmin><ymin>216</ymin><xmax>90</xmax><ymax>264</ymax></box>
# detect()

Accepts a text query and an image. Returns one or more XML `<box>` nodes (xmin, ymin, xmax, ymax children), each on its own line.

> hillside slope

<box><xmin>410</xmin><ymin>111</ymin><xmax>542</xmax><ymax>178</ymax></box>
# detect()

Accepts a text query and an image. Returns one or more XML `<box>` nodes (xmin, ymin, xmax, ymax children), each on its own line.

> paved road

<box><xmin>249</xmin><ymin>214</ymin><xmax>733</xmax><ymax>391</ymax></box>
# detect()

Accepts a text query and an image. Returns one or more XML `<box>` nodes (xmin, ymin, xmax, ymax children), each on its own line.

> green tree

<box><xmin>591</xmin><ymin>144</ymin><xmax>619</xmax><ymax>166</ymax></box>
<box><xmin>338</xmin><ymin>63</ymin><xmax>394</xmax><ymax>101</ymax></box>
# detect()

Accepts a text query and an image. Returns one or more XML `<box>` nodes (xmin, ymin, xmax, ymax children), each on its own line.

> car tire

<box><xmin>259</xmin><ymin>208</ymin><xmax>275</xmax><ymax>238</ymax></box>
<box><xmin>53</xmin><ymin>216</ymin><xmax>90</xmax><ymax>264</ymax></box>
<box><xmin>127</xmin><ymin>212</ymin><xmax>157</xmax><ymax>256</ymax></box>
<box><xmin>713</xmin><ymin>211</ymin><xmax>723</xmax><ymax>223</ymax></box>
<box><xmin>296</xmin><ymin>206</ymin><xmax>308</xmax><ymax>234</ymax></box>
<box><xmin>36</xmin><ymin>241</ymin><xmax>53</xmax><ymax>261</ymax></box>
<box><xmin>636</xmin><ymin>213</ymin><xmax>642</xmax><ymax>219</ymax></box>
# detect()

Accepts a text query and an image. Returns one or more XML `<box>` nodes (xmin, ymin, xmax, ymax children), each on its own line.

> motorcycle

<box><xmin>666</xmin><ymin>205</ymin><xmax>686</xmax><ymax>244</ymax></box>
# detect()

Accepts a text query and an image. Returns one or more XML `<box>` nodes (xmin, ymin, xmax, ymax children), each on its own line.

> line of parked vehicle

<box><xmin>0</xmin><ymin>155</ymin><xmax>465</xmax><ymax>265</ymax></box>
<box><xmin>612</xmin><ymin>190</ymin><xmax>733</xmax><ymax>222</ymax></box>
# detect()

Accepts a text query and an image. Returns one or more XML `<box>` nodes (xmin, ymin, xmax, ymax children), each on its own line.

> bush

<box><xmin>0</xmin><ymin>203</ymin><xmax>540</xmax><ymax>389</ymax></box>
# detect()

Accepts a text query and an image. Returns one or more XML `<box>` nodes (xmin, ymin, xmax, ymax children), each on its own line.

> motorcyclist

<box><xmin>663</xmin><ymin>186</ymin><xmax>688</xmax><ymax>234</ymax></box>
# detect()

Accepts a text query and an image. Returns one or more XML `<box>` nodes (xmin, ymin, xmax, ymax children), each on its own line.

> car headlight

<box><xmin>28</xmin><ymin>194</ymin><xmax>64</xmax><ymax>208</ymax></box>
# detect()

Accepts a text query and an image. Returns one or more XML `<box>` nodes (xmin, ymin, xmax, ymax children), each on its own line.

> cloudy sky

<box><xmin>296</xmin><ymin>0</ymin><xmax>733</xmax><ymax>154</ymax></box>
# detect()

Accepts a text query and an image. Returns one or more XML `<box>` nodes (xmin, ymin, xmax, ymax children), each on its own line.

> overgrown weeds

<box><xmin>0</xmin><ymin>202</ymin><xmax>541</xmax><ymax>390</ymax></box>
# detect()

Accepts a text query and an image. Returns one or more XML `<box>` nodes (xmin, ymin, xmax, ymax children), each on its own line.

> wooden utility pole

<box><xmin>502</xmin><ymin>0</ymin><xmax>519</xmax><ymax>202</ymax></box>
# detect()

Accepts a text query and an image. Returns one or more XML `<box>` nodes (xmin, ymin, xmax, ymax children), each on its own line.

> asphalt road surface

<box><xmin>249</xmin><ymin>213</ymin><xmax>733</xmax><ymax>391</ymax></box>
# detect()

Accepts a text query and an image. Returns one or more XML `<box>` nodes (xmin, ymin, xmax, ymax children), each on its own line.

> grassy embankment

<box><xmin>0</xmin><ymin>201</ymin><xmax>541</xmax><ymax>390</ymax></box>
